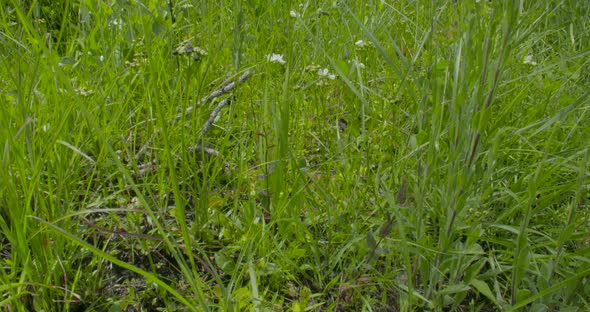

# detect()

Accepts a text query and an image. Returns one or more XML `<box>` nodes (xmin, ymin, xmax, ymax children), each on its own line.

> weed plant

<box><xmin>1</xmin><ymin>0</ymin><xmax>589</xmax><ymax>311</ymax></box>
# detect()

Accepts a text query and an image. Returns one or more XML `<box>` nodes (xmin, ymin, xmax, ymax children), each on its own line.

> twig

<box><xmin>188</xmin><ymin>145</ymin><xmax>221</xmax><ymax>157</ymax></box>
<box><xmin>194</xmin><ymin>97</ymin><xmax>230</xmax><ymax>146</ymax></box>
<box><xmin>134</xmin><ymin>160</ymin><xmax>160</xmax><ymax>176</ymax></box>
<box><xmin>130</xmin><ymin>70</ymin><xmax>252</xmax><ymax>177</ymax></box>
<box><xmin>135</xmin><ymin>133</ymin><xmax>155</xmax><ymax>161</ymax></box>
<box><xmin>175</xmin><ymin>70</ymin><xmax>252</xmax><ymax>122</ymax></box>
<box><xmin>83</xmin><ymin>217</ymin><xmax>165</xmax><ymax>242</ymax></box>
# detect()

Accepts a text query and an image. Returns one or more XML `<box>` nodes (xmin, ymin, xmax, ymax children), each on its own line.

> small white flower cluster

<box><xmin>266</xmin><ymin>53</ymin><xmax>286</xmax><ymax>65</ymax></box>
<box><xmin>317</xmin><ymin>68</ymin><xmax>336</xmax><ymax>80</ymax></box>
<box><xmin>305</xmin><ymin>64</ymin><xmax>336</xmax><ymax>86</ymax></box>
<box><xmin>523</xmin><ymin>54</ymin><xmax>537</xmax><ymax>66</ymax></box>
<box><xmin>74</xmin><ymin>87</ymin><xmax>94</xmax><ymax>97</ymax></box>
<box><xmin>355</xmin><ymin>40</ymin><xmax>374</xmax><ymax>50</ymax></box>
<box><xmin>109</xmin><ymin>17</ymin><xmax>124</xmax><ymax>30</ymax></box>
<box><xmin>265</xmin><ymin>52</ymin><xmax>337</xmax><ymax>86</ymax></box>
<box><xmin>290</xmin><ymin>4</ymin><xmax>305</xmax><ymax>18</ymax></box>
<box><xmin>352</xmin><ymin>59</ymin><xmax>366</xmax><ymax>69</ymax></box>
<box><xmin>125</xmin><ymin>58</ymin><xmax>143</xmax><ymax>68</ymax></box>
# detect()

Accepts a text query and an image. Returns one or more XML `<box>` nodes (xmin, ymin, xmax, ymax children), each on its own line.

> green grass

<box><xmin>1</xmin><ymin>0</ymin><xmax>589</xmax><ymax>311</ymax></box>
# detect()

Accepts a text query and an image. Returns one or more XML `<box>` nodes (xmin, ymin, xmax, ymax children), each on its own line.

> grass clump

<box><xmin>1</xmin><ymin>0</ymin><xmax>589</xmax><ymax>311</ymax></box>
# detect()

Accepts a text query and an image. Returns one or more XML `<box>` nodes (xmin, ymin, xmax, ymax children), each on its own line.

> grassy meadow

<box><xmin>1</xmin><ymin>0</ymin><xmax>590</xmax><ymax>310</ymax></box>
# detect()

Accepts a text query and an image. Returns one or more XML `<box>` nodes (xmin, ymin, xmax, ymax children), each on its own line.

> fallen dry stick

<box><xmin>175</xmin><ymin>70</ymin><xmax>253</xmax><ymax>122</ymax></box>
<box><xmin>133</xmin><ymin>70</ymin><xmax>252</xmax><ymax>176</ymax></box>
<box><xmin>194</xmin><ymin>98</ymin><xmax>230</xmax><ymax>146</ymax></box>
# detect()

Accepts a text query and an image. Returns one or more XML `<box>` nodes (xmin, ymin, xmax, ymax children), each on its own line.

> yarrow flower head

<box><xmin>353</xmin><ymin>59</ymin><xmax>365</xmax><ymax>69</ymax></box>
<box><xmin>74</xmin><ymin>87</ymin><xmax>94</xmax><ymax>97</ymax></box>
<box><xmin>355</xmin><ymin>40</ymin><xmax>367</xmax><ymax>47</ymax></box>
<box><xmin>266</xmin><ymin>53</ymin><xmax>286</xmax><ymax>65</ymax></box>
<box><xmin>523</xmin><ymin>54</ymin><xmax>537</xmax><ymax>66</ymax></box>
<box><xmin>355</xmin><ymin>40</ymin><xmax>374</xmax><ymax>51</ymax></box>
<box><xmin>318</xmin><ymin>68</ymin><xmax>336</xmax><ymax>80</ymax></box>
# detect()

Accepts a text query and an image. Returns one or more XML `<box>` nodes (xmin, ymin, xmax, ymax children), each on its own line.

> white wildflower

<box><xmin>353</xmin><ymin>59</ymin><xmax>365</xmax><ymax>69</ymax></box>
<box><xmin>355</xmin><ymin>40</ymin><xmax>369</xmax><ymax>48</ymax></box>
<box><xmin>74</xmin><ymin>87</ymin><xmax>94</xmax><ymax>97</ymax></box>
<box><xmin>266</xmin><ymin>53</ymin><xmax>286</xmax><ymax>65</ymax></box>
<box><xmin>318</xmin><ymin>68</ymin><xmax>336</xmax><ymax>80</ymax></box>
<box><xmin>523</xmin><ymin>55</ymin><xmax>537</xmax><ymax>66</ymax></box>
<box><xmin>125</xmin><ymin>58</ymin><xmax>142</xmax><ymax>68</ymax></box>
<box><xmin>109</xmin><ymin>18</ymin><xmax>123</xmax><ymax>30</ymax></box>
<box><xmin>290</xmin><ymin>10</ymin><xmax>299</xmax><ymax>18</ymax></box>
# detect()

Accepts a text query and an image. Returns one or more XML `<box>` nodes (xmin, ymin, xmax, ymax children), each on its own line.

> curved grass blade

<box><xmin>30</xmin><ymin>216</ymin><xmax>198</xmax><ymax>311</ymax></box>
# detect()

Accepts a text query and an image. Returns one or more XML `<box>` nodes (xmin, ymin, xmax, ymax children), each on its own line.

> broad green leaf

<box><xmin>439</xmin><ymin>283</ymin><xmax>470</xmax><ymax>295</ymax></box>
<box><xmin>470</xmin><ymin>279</ymin><xmax>499</xmax><ymax>307</ymax></box>
<box><xmin>336</xmin><ymin>59</ymin><xmax>350</xmax><ymax>77</ymax></box>
<box><xmin>366</xmin><ymin>230</ymin><xmax>377</xmax><ymax>249</ymax></box>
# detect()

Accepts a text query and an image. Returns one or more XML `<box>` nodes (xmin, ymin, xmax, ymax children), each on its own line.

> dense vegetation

<box><xmin>1</xmin><ymin>0</ymin><xmax>589</xmax><ymax>311</ymax></box>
